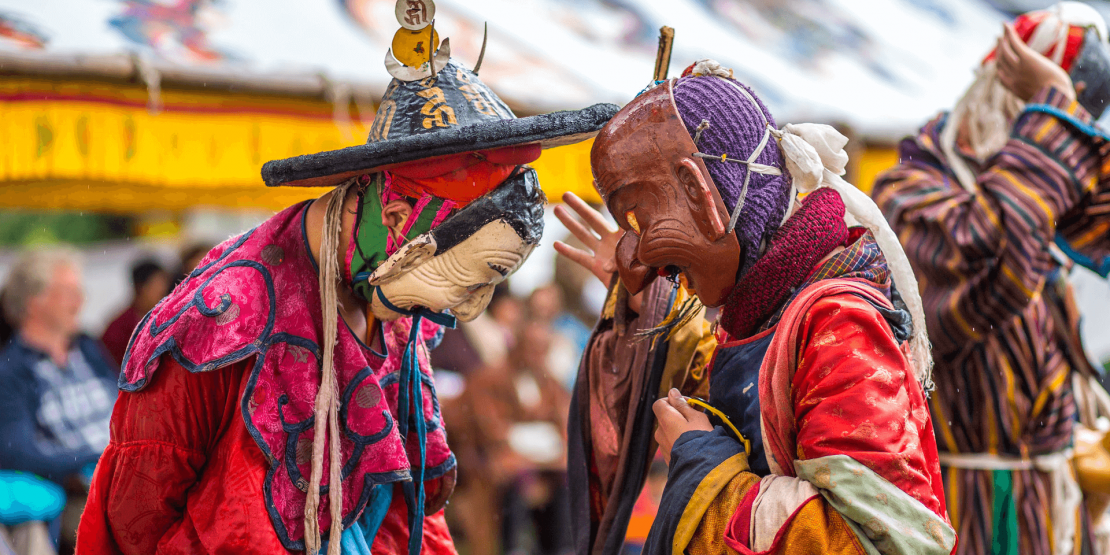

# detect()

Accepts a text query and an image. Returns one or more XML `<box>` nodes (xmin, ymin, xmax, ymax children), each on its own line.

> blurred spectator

<box><xmin>100</xmin><ymin>258</ymin><xmax>169</xmax><ymax>368</ymax></box>
<box><xmin>172</xmin><ymin>241</ymin><xmax>214</xmax><ymax>290</ymax></box>
<box><xmin>482</xmin><ymin>282</ymin><xmax>524</xmax><ymax>364</ymax></box>
<box><xmin>449</xmin><ymin>320</ymin><xmax>571</xmax><ymax>555</ymax></box>
<box><xmin>429</xmin><ymin>327</ymin><xmax>485</xmax><ymax>376</ymax></box>
<box><xmin>0</xmin><ymin>289</ymin><xmax>13</xmax><ymax>348</ymax></box>
<box><xmin>433</xmin><ymin>283</ymin><xmax>522</xmax><ymax>375</ymax></box>
<box><xmin>0</xmin><ymin>249</ymin><xmax>117</xmax><ymax>552</ymax></box>
<box><xmin>527</xmin><ymin>284</ymin><xmax>591</xmax><ymax>388</ymax></box>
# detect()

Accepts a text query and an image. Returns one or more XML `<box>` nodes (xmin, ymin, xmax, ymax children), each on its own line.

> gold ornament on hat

<box><xmin>391</xmin><ymin>26</ymin><xmax>440</xmax><ymax>67</ymax></box>
<box><xmin>385</xmin><ymin>0</ymin><xmax>450</xmax><ymax>81</ymax></box>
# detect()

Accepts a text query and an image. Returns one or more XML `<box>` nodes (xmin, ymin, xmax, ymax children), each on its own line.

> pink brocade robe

<box><xmin>76</xmin><ymin>201</ymin><xmax>457</xmax><ymax>554</ymax></box>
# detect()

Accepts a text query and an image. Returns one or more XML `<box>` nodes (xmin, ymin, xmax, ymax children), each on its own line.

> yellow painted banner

<box><xmin>0</xmin><ymin>77</ymin><xmax>599</xmax><ymax>213</ymax></box>
<box><xmin>0</xmin><ymin>77</ymin><xmax>900</xmax><ymax>214</ymax></box>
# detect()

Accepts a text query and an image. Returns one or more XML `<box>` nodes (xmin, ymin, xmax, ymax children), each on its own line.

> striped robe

<box><xmin>873</xmin><ymin>85</ymin><xmax>1110</xmax><ymax>555</ymax></box>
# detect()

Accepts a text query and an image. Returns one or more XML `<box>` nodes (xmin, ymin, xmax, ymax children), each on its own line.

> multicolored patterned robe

<box><xmin>573</xmin><ymin>230</ymin><xmax>956</xmax><ymax>554</ymax></box>
<box><xmin>873</xmin><ymin>85</ymin><xmax>1110</xmax><ymax>555</ymax></box>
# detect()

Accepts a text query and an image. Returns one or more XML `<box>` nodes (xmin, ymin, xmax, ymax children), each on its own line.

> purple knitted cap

<box><xmin>672</xmin><ymin>74</ymin><xmax>791</xmax><ymax>276</ymax></box>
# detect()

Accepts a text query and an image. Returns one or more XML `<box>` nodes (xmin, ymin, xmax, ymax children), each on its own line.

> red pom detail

<box><xmin>982</xmin><ymin>11</ymin><xmax>1088</xmax><ymax>72</ymax></box>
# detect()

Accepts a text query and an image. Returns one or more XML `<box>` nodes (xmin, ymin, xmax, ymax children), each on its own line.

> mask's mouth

<box><xmin>660</xmin><ymin>265</ymin><xmax>683</xmax><ymax>282</ymax></box>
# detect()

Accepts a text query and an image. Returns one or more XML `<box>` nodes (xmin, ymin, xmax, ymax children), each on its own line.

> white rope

<box><xmin>691</xmin><ymin>124</ymin><xmax>782</xmax><ymax>234</ymax></box>
<box><xmin>305</xmin><ymin>178</ymin><xmax>356</xmax><ymax>555</ymax></box>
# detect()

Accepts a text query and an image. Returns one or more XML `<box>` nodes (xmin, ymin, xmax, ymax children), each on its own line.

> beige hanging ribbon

<box><xmin>304</xmin><ymin>178</ymin><xmax>356</xmax><ymax>555</ymax></box>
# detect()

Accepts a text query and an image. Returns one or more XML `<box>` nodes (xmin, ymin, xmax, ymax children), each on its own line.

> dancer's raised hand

<box><xmin>996</xmin><ymin>22</ymin><xmax>1075</xmax><ymax>101</ymax></box>
<box><xmin>553</xmin><ymin>192</ymin><xmax>623</xmax><ymax>285</ymax></box>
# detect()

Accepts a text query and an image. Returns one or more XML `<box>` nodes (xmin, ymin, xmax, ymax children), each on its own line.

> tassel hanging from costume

<box><xmin>635</xmin><ymin>274</ymin><xmax>704</xmax><ymax>347</ymax></box>
<box><xmin>306</xmin><ymin>178</ymin><xmax>358</xmax><ymax>555</ymax></box>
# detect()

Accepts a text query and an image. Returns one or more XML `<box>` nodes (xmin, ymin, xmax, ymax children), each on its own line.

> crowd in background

<box><xmin>0</xmin><ymin>243</ymin><xmax>211</xmax><ymax>555</ymax></box>
<box><xmin>0</xmin><ymin>236</ymin><xmax>662</xmax><ymax>555</ymax></box>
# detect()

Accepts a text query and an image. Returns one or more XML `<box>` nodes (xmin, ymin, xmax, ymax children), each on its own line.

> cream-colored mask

<box><xmin>368</xmin><ymin>219</ymin><xmax>535</xmax><ymax>322</ymax></box>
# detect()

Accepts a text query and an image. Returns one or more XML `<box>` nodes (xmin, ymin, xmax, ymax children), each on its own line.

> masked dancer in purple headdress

<box><xmin>556</xmin><ymin>60</ymin><xmax>955</xmax><ymax>555</ymax></box>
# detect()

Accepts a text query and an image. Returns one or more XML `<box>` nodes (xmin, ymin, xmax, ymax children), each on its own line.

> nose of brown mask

<box><xmin>589</xmin><ymin>80</ymin><xmax>741</xmax><ymax>307</ymax></box>
<box><xmin>615</xmin><ymin>231</ymin><xmax>656</xmax><ymax>294</ymax></box>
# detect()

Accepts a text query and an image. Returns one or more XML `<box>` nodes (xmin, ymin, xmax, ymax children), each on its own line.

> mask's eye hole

<box><xmin>625</xmin><ymin>211</ymin><xmax>641</xmax><ymax>235</ymax></box>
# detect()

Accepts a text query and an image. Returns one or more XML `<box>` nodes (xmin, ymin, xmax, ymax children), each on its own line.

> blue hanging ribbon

<box><xmin>373</xmin><ymin>287</ymin><xmax>455</xmax><ymax>555</ymax></box>
<box><xmin>338</xmin><ymin>484</ymin><xmax>393</xmax><ymax>555</ymax></box>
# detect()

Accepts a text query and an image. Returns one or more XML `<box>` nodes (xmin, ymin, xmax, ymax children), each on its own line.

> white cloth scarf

<box><xmin>773</xmin><ymin>122</ymin><xmax>934</xmax><ymax>387</ymax></box>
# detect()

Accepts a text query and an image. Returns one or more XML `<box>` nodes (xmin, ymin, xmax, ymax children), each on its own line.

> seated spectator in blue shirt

<box><xmin>0</xmin><ymin>248</ymin><xmax>117</xmax><ymax>552</ymax></box>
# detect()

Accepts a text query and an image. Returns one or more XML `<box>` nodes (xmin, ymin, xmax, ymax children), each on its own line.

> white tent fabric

<box><xmin>0</xmin><ymin>0</ymin><xmax>1004</xmax><ymax>137</ymax></box>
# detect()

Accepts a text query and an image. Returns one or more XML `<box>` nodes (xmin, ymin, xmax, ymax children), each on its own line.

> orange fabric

<box><xmin>76</xmin><ymin>357</ymin><xmax>456</xmax><ymax>554</ymax></box>
<box><xmin>686</xmin><ymin>472</ymin><xmax>759</xmax><ymax>555</ymax></box>
<box><xmin>624</xmin><ymin>486</ymin><xmax>660</xmax><ymax>542</ymax></box>
<box><xmin>688</xmin><ymin>489</ymin><xmax>867</xmax><ymax>555</ymax></box>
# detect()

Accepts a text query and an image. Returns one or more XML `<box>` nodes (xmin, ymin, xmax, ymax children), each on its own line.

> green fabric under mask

<box><xmin>349</xmin><ymin>175</ymin><xmax>447</xmax><ymax>302</ymax></box>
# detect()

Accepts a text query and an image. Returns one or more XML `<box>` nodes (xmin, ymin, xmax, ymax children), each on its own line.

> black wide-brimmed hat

<box><xmin>262</xmin><ymin>58</ymin><xmax>619</xmax><ymax>189</ymax></box>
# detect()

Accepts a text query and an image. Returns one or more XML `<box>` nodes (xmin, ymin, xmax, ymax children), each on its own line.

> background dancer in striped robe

<box><xmin>873</xmin><ymin>4</ymin><xmax>1110</xmax><ymax>554</ymax></box>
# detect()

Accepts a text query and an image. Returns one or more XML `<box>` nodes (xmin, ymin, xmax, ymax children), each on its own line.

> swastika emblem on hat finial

<box><xmin>396</xmin><ymin>0</ymin><xmax>435</xmax><ymax>30</ymax></box>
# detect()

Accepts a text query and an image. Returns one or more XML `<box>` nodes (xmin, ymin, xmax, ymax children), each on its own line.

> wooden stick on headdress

<box><xmin>654</xmin><ymin>26</ymin><xmax>675</xmax><ymax>81</ymax></box>
<box><xmin>473</xmin><ymin>22</ymin><xmax>488</xmax><ymax>74</ymax></box>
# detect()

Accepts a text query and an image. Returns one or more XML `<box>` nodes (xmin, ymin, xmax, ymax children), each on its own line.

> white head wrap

<box><xmin>942</xmin><ymin>1</ymin><xmax>1108</xmax><ymax>193</ymax></box>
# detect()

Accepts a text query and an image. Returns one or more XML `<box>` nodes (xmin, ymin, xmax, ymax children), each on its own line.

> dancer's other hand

<box><xmin>996</xmin><ymin>22</ymin><xmax>1075</xmax><ymax>101</ymax></box>
<box><xmin>653</xmin><ymin>388</ymin><xmax>713</xmax><ymax>464</ymax></box>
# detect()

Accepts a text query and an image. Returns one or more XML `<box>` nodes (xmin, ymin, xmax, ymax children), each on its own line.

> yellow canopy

<box><xmin>0</xmin><ymin>76</ymin><xmax>899</xmax><ymax>214</ymax></box>
<box><xmin>0</xmin><ymin>76</ymin><xmax>602</xmax><ymax>213</ymax></box>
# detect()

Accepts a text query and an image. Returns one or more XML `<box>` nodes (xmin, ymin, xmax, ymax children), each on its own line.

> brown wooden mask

<box><xmin>590</xmin><ymin>81</ymin><xmax>741</xmax><ymax>307</ymax></box>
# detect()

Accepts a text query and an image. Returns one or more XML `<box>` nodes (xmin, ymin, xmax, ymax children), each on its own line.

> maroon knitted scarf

<box><xmin>718</xmin><ymin>187</ymin><xmax>848</xmax><ymax>339</ymax></box>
